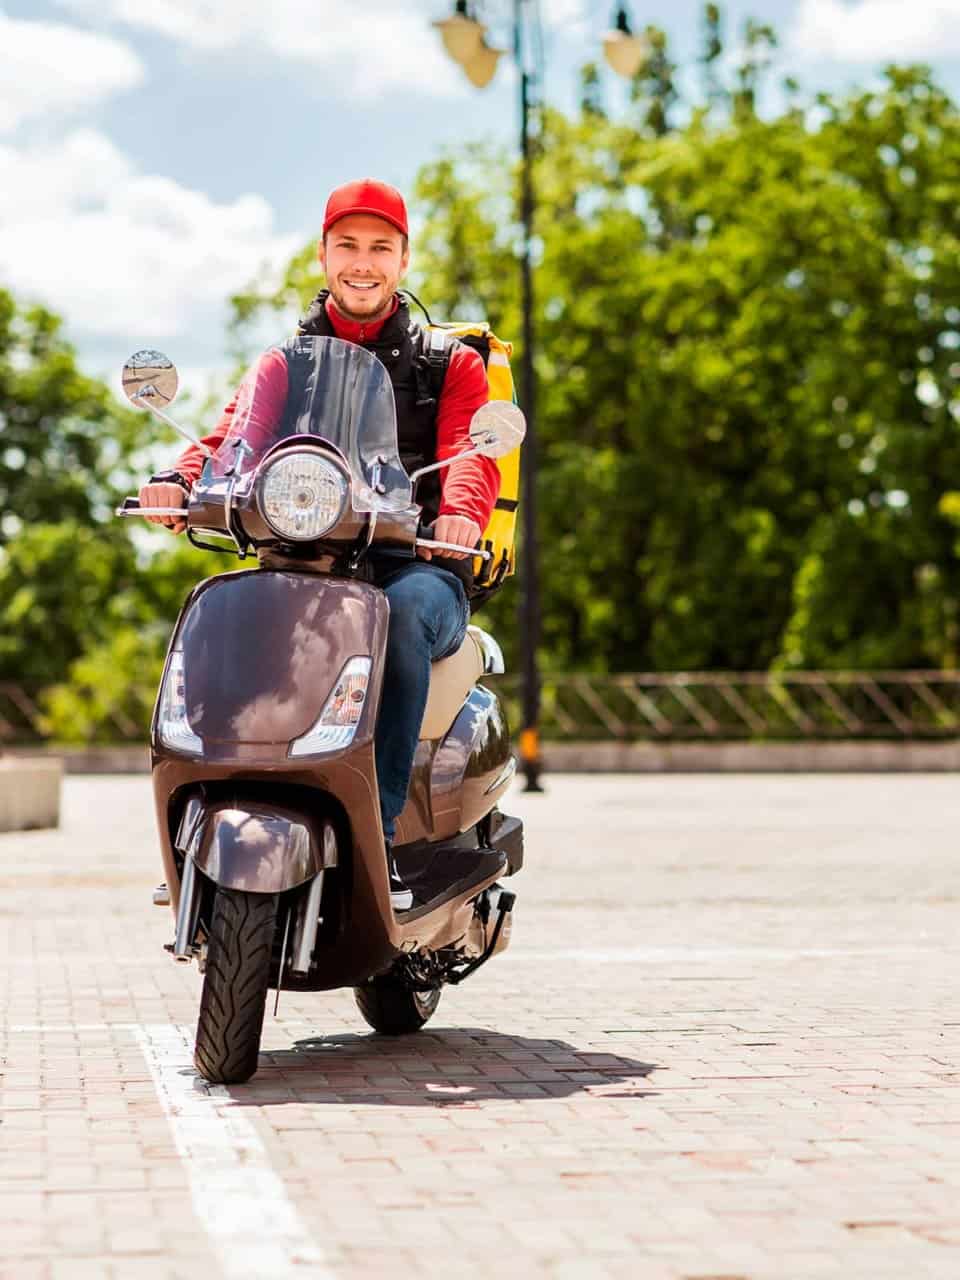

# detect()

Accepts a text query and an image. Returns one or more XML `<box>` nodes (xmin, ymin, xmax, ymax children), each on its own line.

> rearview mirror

<box><xmin>468</xmin><ymin>401</ymin><xmax>526</xmax><ymax>458</ymax></box>
<box><xmin>407</xmin><ymin>399</ymin><xmax>526</xmax><ymax>490</ymax></box>
<box><xmin>122</xmin><ymin>350</ymin><xmax>179</xmax><ymax>409</ymax></box>
<box><xmin>119</xmin><ymin>349</ymin><xmax>212</xmax><ymax>458</ymax></box>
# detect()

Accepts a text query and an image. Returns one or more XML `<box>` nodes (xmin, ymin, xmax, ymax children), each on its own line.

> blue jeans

<box><xmin>376</xmin><ymin>562</ymin><xmax>469</xmax><ymax>843</ymax></box>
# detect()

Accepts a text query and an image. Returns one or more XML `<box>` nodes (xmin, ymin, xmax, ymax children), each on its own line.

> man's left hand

<box><xmin>419</xmin><ymin>515</ymin><xmax>482</xmax><ymax>561</ymax></box>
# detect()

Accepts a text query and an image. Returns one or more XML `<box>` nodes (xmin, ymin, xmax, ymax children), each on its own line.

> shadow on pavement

<box><xmin>216</xmin><ymin>1028</ymin><xmax>658</xmax><ymax>1108</ymax></box>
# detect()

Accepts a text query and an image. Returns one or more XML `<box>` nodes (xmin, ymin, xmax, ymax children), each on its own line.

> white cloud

<box><xmin>0</xmin><ymin>9</ymin><xmax>143</xmax><ymax>133</ymax></box>
<box><xmin>790</xmin><ymin>0</ymin><xmax>960</xmax><ymax>62</ymax></box>
<box><xmin>57</xmin><ymin>0</ymin><xmax>469</xmax><ymax>98</ymax></box>
<box><xmin>541</xmin><ymin>0</ymin><xmax>590</xmax><ymax>34</ymax></box>
<box><xmin>0</xmin><ymin>130</ymin><xmax>302</xmax><ymax>350</ymax></box>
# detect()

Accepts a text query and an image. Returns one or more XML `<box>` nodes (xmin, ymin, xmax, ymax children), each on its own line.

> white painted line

<box><xmin>135</xmin><ymin>1023</ymin><xmax>333</xmax><ymax>1280</ymax></box>
<box><xmin>10</xmin><ymin>1022</ymin><xmax>140</xmax><ymax>1032</ymax></box>
<box><xmin>515</xmin><ymin>945</ymin><xmax>939</xmax><ymax>962</ymax></box>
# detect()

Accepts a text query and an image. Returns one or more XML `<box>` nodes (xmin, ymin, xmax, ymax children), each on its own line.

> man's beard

<box><xmin>330</xmin><ymin>280</ymin><xmax>394</xmax><ymax>323</ymax></box>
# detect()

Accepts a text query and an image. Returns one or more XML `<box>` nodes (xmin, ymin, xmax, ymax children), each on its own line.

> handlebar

<box><xmin>115</xmin><ymin>497</ymin><xmax>188</xmax><ymax>518</ymax></box>
<box><xmin>114</xmin><ymin>502</ymin><xmax>491</xmax><ymax>560</ymax></box>
<box><xmin>416</xmin><ymin>521</ymin><xmax>491</xmax><ymax>561</ymax></box>
<box><xmin>415</xmin><ymin>538</ymin><xmax>491</xmax><ymax>561</ymax></box>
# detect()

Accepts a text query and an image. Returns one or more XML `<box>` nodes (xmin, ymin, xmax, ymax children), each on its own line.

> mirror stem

<box><xmin>137</xmin><ymin>397</ymin><xmax>213</xmax><ymax>459</ymax></box>
<box><xmin>408</xmin><ymin>443</ymin><xmax>482</xmax><ymax>486</ymax></box>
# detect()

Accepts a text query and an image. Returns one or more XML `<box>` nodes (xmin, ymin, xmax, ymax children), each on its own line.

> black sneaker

<box><xmin>386</xmin><ymin>842</ymin><xmax>414</xmax><ymax>911</ymax></box>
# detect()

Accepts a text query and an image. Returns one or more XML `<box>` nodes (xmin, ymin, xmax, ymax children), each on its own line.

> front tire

<box><xmin>194</xmin><ymin>887</ymin><xmax>278</xmax><ymax>1084</ymax></box>
<box><xmin>354</xmin><ymin>976</ymin><xmax>441</xmax><ymax>1035</ymax></box>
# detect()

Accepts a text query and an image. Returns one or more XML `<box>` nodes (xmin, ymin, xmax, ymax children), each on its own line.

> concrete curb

<box><xmin>41</xmin><ymin>746</ymin><xmax>149</xmax><ymax>775</ymax></box>
<box><xmin>8</xmin><ymin>740</ymin><xmax>960</xmax><ymax>775</ymax></box>
<box><xmin>0</xmin><ymin>756</ymin><xmax>63</xmax><ymax>831</ymax></box>
<box><xmin>542</xmin><ymin>739</ymin><xmax>960</xmax><ymax>772</ymax></box>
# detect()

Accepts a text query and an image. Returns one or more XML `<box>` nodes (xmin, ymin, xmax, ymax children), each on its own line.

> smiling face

<box><xmin>318</xmin><ymin>213</ymin><xmax>410</xmax><ymax>323</ymax></box>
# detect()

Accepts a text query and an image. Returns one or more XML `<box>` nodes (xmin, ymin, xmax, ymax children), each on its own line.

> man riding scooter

<box><xmin>139</xmin><ymin>179</ymin><xmax>498</xmax><ymax>909</ymax></box>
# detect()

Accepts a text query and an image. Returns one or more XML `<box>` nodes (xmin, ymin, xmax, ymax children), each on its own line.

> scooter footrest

<box><xmin>488</xmin><ymin>812</ymin><xmax>523</xmax><ymax>875</ymax></box>
<box><xmin>394</xmin><ymin>848</ymin><xmax>507</xmax><ymax>922</ymax></box>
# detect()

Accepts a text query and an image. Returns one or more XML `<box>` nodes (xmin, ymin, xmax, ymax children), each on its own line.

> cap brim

<box><xmin>324</xmin><ymin>207</ymin><xmax>408</xmax><ymax>236</ymax></box>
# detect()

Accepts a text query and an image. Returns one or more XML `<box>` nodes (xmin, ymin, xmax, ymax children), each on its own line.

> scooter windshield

<box><xmin>209</xmin><ymin>336</ymin><xmax>413</xmax><ymax>511</ymax></box>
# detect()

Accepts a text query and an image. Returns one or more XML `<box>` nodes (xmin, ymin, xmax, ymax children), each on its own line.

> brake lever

<box><xmin>415</xmin><ymin>537</ymin><xmax>491</xmax><ymax>560</ymax></box>
<box><xmin>115</xmin><ymin>498</ymin><xmax>189</xmax><ymax>518</ymax></box>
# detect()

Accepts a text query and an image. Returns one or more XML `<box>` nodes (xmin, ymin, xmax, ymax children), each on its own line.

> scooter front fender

<box><xmin>191</xmin><ymin>800</ymin><xmax>337</xmax><ymax>893</ymax></box>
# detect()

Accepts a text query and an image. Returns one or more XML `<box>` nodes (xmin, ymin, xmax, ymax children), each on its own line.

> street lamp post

<box><xmin>433</xmin><ymin>3</ymin><xmax>647</xmax><ymax>792</ymax></box>
<box><xmin>514</xmin><ymin>0</ymin><xmax>542</xmax><ymax>791</ymax></box>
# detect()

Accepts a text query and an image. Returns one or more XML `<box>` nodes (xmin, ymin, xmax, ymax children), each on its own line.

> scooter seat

<box><xmin>419</xmin><ymin>629</ymin><xmax>485</xmax><ymax>740</ymax></box>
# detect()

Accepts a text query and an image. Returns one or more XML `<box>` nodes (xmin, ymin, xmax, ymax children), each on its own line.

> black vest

<box><xmin>296</xmin><ymin>291</ymin><xmax>444</xmax><ymax>525</ymax></box>
<box><xmin>294</xmin><ymin>292</ymin><xmax>470</xmax><ymax>590</ymax></box>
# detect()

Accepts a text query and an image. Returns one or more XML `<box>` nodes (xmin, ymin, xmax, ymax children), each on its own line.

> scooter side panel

<box><xmin>430</xmin><ymin>686</ymin><xmax>512</xmax><ymax>838</ymax></box>
<box><xmin>174</xmin><ymin>570</ymin><xmax>388</xmax><ymax>746</ymax></box>
<box><xmin>392</xmin><ymin>740</ymin><xmax>436</xmax><ymax>846</ymax></box>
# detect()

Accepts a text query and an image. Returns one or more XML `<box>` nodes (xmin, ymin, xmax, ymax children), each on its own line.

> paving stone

<box><xmin>3</xmin><ymin>774</ymin><xmax>960</xmax><ymax>1278</ymax></box>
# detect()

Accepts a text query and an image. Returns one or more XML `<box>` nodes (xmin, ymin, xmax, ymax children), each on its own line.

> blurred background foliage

<box><xmin>5</xmin><ymin>4</ymin><xmax>960</xmax><ymax>740</ymax></box>
<box><xmin>0</xmin><ymin>291</ymin><xmax>226</xmax><ymax>739</ymax></box>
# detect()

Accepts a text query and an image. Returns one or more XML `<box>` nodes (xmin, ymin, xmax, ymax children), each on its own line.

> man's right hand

<box><xmin>138</xmin><ymin>482</ymin><xmax>188</xmax><ymax>534</ymax></box>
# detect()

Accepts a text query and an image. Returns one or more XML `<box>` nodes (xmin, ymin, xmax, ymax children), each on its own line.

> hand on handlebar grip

<box><xmin>418</xmin><ymin>515</ymin><xmax>481</xmax><ymax>561</ymax></box>
<box><xmin>138</xmin><ymin>482</ymin><xmax>188</xmax><ymax>534</ymax></box>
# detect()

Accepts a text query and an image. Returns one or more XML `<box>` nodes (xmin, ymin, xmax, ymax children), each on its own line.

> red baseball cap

<box><xmin>323</xmin><ymin>179</ymin><xmax>409</xmax><ymax>237</ymax></box>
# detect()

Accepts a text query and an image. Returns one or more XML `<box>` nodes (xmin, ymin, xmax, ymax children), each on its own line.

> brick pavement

<box><xmin>2</xmin><ymin>773</ymin><xmax>960</xmax><ymax>1278</ymax></box>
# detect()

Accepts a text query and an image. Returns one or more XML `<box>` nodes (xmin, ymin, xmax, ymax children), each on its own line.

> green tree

<box><xmin>630</xmin><ymin>26</ymin><xmax>678</xmax><ymax>138</ymax></box>
<box><xmin>0</xmin><ymin>281</ymin><xmax>232</xmax><ymax>737</ymax></box>
<box><xmin>34</xmin><ymin>533</ymin><xmax>229</xmax><ymax>743</ymax></box>
<box><xmin>0</xmin><ymin>523</ymin><xmax>141</xmax><ymax>688</ymax></box>
<box><xmin>227</xmin><ymin>11</ymin><xmax>960</xmax><ymax>676</ymax></box>
<box><xmin>700</xmin><ymin>4</ymin><xmax>724</xmax><ymax>113</ymax></box>
<box><xmin>0</xmin><ymin>521</ymin><xmax>223</xmax><ymax>689</ymax></box>
<box><xmin>579</xmin><ymin>61</ymin><xmax>606</xmax><ymax>121</ymax></box>
<box><xmin>0</xmin><ymin>290</ymin><xmax>146</xmax><ymax>544</ymax></box>
<box><xmin>732</xmin><ymin>20</ymin><xmax>778</xmax><ymax>122</ymax></box>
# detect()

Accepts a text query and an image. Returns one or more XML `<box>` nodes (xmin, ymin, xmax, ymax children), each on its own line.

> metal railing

<box><xmin>498</xmin><ymin>671</ymin><xmax>960</xmax><ymax>741</ymax></box>
<box><xmin>0</xmin><ymin>684</ymin><xmax>46</xmax><ymax>745</ymax></box>
<box><xmin>4</xmin><ymin>671</ymin><xmax>960</xmax><ymax>746</ymax></box>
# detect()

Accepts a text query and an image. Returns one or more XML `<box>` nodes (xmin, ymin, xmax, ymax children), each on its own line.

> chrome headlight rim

<box><xmin>256</xmin><ymin>447</ymin><xmax>351</xmax><ymax>542</ymax></box>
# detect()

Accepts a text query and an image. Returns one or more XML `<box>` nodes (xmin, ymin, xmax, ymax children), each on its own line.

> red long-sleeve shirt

<box><xmin>174</xmin><ymin>297</ymin><xmax>500</xmax><ymax>530</ymax></box>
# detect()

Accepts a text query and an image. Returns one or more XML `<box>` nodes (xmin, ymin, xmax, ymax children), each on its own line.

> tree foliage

<box><xmin>0</xmin><ymin>296</ymin><xmax>226</xmax><ymax>738</ymax></box>
<box><xmin>36</xmin><ymin>536</ymin><xmax>228</xmax><ymax>743</ymax></box>
<box><xmin>7</xmin><ymin>5</ymin><xmax>960</xmax><ymax>735</ymax></box>
<box><xmin>415</xmin><ymin>60</ymin><xmax>960</xmax><ymax>673</ymax></box>
<box><xmin>0</xmin><ymin>291</ymin><xmax>146</xmax><ymax>545</ymax></box>
<box><xmin>229</xmin><ymin>35</ymin><xmax>960</xmax><ymax>674</ymax></box>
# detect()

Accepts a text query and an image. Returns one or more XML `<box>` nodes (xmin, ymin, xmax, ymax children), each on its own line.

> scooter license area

<box><xmin>3</xmin><ymin>773</ymin><xmax>960</xmax><ymax>1280</ymax></box>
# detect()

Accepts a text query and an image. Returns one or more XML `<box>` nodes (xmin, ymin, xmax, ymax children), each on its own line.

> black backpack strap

<box><xmin>413</xmin><ymin>325</ymin><xmax>454</xmax><ymax>410</ymax></box>
<box><xmin>426</xmin><ymin>326</ymin><xmax>454</xmax><ymax>399</ymax></box>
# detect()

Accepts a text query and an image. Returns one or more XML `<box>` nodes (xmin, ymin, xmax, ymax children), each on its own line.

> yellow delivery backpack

<box><xmin>422</xmin><ymin>322</ymin><xmax>521</xmax><ymax>606</ymax></box>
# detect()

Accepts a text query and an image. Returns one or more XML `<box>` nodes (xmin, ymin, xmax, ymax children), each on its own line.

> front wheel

<box><xmin>194</xmin><ymin>887</ymin><xmax>278</xmax><ymax>1084</ymax></box>
<box><xmin>354</xmin><ymin>976</ymin><xmax>441</xmax><ymax>1035</ymax></box>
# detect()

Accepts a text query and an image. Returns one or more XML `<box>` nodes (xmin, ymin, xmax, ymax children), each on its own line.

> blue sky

<box><xmin>3</xmin><ymin>0</ymin><xmax>960</xmax><ymax>397</ymax></box>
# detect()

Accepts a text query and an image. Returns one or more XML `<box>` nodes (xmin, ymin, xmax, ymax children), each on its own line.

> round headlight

<box><xmin>259</xmin><ymin>451</ymin><xmax>349</xmax><ymax>541</ymax></box>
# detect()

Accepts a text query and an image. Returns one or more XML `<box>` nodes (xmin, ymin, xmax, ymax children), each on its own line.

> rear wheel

<box><xmin>354</xmin><ymin>976</ymin><xmax>441</xmax><ymax>1035</ymax></box>
<box><xmin>194</xmin><ymin>887</ymin><xmax>278</xmax><ymax>1084</ymax></box>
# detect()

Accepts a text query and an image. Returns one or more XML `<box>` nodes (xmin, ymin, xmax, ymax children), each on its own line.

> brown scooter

<box><xmin>117</xmin><ymin>338</ymin><xmax>525</xmax><ymax>1084</ymax></box>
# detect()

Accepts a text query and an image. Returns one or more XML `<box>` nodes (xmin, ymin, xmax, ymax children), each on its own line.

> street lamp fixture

<box><xmin>433</xmin><ymin>1</ymin><xmax>506</xmax><ymax>88</ymax></box>
<box><xmin>432</xmin><ymin>0</ymin><xmax>485</xmax><ymax>63</ymax></box>
<box><xmin>602</xmin><ymin>5</ymin><xmax>649</xmax><ymax>80</ymax></box>
<box><xmin>463</xmin><ymin>40</ymin><xmax>505</xmax><ymax>88</ymax></box>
